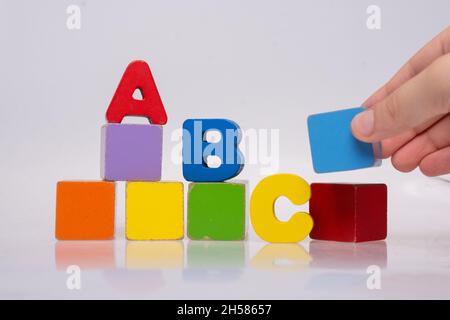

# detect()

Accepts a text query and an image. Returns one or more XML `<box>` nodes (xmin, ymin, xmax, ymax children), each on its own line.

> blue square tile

<box><xmin>307</xmin><ymin>107</ymin><xmax>381</xmax><ymax>173</ymax></box>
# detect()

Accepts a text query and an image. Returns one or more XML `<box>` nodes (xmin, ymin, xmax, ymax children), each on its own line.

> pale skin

<box><xmin>351</xmin><ymin>27</ymin><xmax>450</xmax><ymax>177</ymax></box>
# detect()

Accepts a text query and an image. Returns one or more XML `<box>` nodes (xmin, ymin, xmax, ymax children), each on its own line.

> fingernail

<box><xmin>352</xmin><ymin>110</ymin><xmax>374</xmax><ymax>136</ymax></box>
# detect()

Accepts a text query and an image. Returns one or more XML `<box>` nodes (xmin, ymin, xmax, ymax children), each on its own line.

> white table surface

<box><xmin>1</xmin><ymin>0</ymin><xmax>450</xmax><ymax>300</ymax></box>
<box><xmin>2</xmin><ymin>223</ymin><xmax>450</xmax><ymax>299</ymax></box>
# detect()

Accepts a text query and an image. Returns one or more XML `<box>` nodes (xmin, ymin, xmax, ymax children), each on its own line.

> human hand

<box><xmin>351</xmin><ymin>27</ymin><xmax>450</xmax><ymax>176</ymax></box>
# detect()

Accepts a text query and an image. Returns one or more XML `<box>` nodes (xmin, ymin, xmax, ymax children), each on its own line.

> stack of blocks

<box><xmin>183</xmin><ymin>119</ymin><xmax>246</xmax><ymax>240</ymax></box>
<box><xmin>57</xmin><ymin>60</ymin><xmax>185</xmax><ymax>241</ymax></box>
<box><xmin>306</xmin><ymin>107</ymin><xmax>387</xmax><ymax>242</ymax></box>
<box><xmin>56</xmin><ymin>59</ymin><xmax>387</xmax><ymax>244</ymax></box>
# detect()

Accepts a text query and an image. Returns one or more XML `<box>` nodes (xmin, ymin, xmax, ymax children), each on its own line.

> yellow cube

<box><xmin>126</xmin><ymin>182</ymin><xmax>184</xmax><ymax>240</ymax></box>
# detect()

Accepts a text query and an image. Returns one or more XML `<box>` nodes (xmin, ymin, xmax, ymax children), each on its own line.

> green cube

<box><xmin>187</xmin><ymin>183</ymin><xmax>246</xmax><ymax>240</ymax></box>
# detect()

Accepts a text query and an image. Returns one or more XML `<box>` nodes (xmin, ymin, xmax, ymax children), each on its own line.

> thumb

<box><xmin>351</xmin><ymin>55</ymin><xmax>450</xmax><ymax>143</ymax></box>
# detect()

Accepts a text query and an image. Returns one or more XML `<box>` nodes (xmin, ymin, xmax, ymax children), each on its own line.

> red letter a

<box><xmin>106</xmin><ymin>60</ymin><xmax>167</xmax><ymax>124</ymax></box>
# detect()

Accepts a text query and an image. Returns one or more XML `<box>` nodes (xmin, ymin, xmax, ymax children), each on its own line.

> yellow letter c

<box><xmin>250</xmin><ymin>174</ymin><xmax>313</xmax><ymax>243</ymax></box>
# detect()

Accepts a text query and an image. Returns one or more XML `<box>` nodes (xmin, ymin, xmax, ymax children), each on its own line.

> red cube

<box><xmin>309</xmin><ymin>183</ymin><xmax>387</xmax><ymax>242</ymax></box>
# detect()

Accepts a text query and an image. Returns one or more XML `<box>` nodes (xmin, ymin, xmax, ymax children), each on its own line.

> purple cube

<box><xmin>101</xmin><ymin>124</ymin><xmax>162</xmax><ymax>181</ymax></box>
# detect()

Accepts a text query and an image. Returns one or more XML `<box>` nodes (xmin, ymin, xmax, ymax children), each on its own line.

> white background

<box><xmin>0</xmin><ymin>0</ymin><xmax>449</xmax><ymax>299</ymax></box>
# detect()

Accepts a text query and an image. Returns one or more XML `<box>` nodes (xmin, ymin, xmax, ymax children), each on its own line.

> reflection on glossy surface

<box><xmin>304</xmin><ymin>272</ymin><xmax>371</xmax><ymax>295</ymax></box>
<box><xmin>187</xmin><ymin>241</ymin><xmax>245</xmax><ymax>268</ymax></box>
<box><xmin>184</xmin><ymin>241</ymin><xmax>245</xmax><ymax>282</ymax></box>
<box><xmin>126</xmin><ymin>241</ymin><xmax>184</xmax><ymax>269</ymax></box>
<box><xmin>250</xmin><ymin>244</ymin><xmax>311</xmax><ymax>272</ymax></box>
<box><xmin>309</xmin><ymin>240</ymin><xmax>387</xmax><ymax>269</ymax></box>
<box><xmin>11</xmin><ymin>236</ymin><xmax>450</xmax><ymax>298</ymax></box>
<box><xmin>55</xmin><ymin>241</ymin><xmax>115</xmax><ymax>270</ymax></box>
<box><xmin>103</xmin><ymin>270</ymin><xmax>165</xmax><ymax>293</ymax></box>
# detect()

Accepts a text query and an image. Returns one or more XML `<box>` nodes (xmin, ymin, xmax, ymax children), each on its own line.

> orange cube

<box><xmin>56</xmin><ymin>181</ymin><xmax>115</xmax><ymax>240</ymax></box>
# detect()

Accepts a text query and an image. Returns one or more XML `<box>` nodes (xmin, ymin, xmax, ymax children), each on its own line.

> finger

<box><xmin>381</xmin><ymin>131</ymin><xmax>416</xmax><ymax>158</ymax></box>
<box><xmin>390</xmin><ymin>115</ymin><xmax>450</xmax><ymax>172</ymax></box>
<box><xmin>364</xmin><ymin>27</ymin><xmax>450</xmax><ymax>107</ymax></box>
<box><xmin>381</xmin><ymin>114</ymin><xmax>445</xmax><ymax>158</ymax></box>
<box><xmin>352</xmin><ymin>54</ymin><xmax>450</xmax><ymax>142</ymax></box>
<box><xmin>419</xmin><ymin>146</ymin><xmax>450</xmax><ymax>176</ymax></box>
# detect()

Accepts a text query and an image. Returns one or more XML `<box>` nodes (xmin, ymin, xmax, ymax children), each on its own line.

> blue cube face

<box><xmin>307</xmin><ymin>107</ymin><xmax>381</xmax><ymax>173</ymax></box>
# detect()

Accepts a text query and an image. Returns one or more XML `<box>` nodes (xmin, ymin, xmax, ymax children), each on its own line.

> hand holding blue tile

<box><xmin>307</xmin><ymin>107</ymin><xmax>381</xmax><ymax>173</ymax></box>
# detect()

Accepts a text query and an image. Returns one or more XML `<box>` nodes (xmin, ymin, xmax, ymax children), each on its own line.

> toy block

<box><xmin>250</xmin><ymin>174</ymin><xmax>313</xmax><ymax>243</ymax></box>
<box><xmin>126</xmin><ymin>181</ymin><xmax>183</xmax><ymax>240</ymax></box>
<box><xmin>309</xmin><ymin>183</ymin><xmax>387</xmax><ymax>242</ymax></box>
<box><xmin>187</xmin><ymin>182</ymin><xmax>245</xmax><ymax>240</ymax></box>
<box><xmin>126</xmin><ymin>241</ymin><xmax>184</xmax><ymax>269</ymax></box>
<box><xmin>106</xmin><ymin>60</ymin><xmax>167</xmax><ymax>125</ymax></box>
<box><xmin>55</xmin><ymin>181</ymin><xmax>115</xmax><ymax>240</ymax></box>
<box><xmin>307</xmin><ymin>107</ymin><xmax>381</xmax><ymax>173</ymax></box>
<box><xmin>101</xmin><ymin>123</ymin><xmax>162</xmax><ymax>181</ymax></box>
<box><xmin>182</xmin><ymin>119</ymin><xmax>244</xmax><ymax>182</ymax></box>
<box><xmin>55</xmin><ymin>241</ymin><xmax>115</xmax><ymax>270</ymax></box>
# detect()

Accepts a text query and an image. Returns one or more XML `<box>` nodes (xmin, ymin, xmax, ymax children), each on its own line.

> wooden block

<box><xmin>187</xmin><ymin>182</ymin><xmax>245</xmax><ymax>240</ymax></box>
<box><xmin>106</xmin><ymin>60</ymin><xmax>167</xmax><ymax>125</ymax></box>
<box><xmin>309</xmin><ymin>183</ymin><xmax>387</xmax><ymax>242</ymax></box>
<box><xmin>250</xmin><ymin>174</ymin><xmax>313</xmax><ymax>243</ymax></box>
<box><xmin>55</xmin><ymin>181</ymin><xmax>115</xmax><ymax>240</ymax></box>
<box><xmin>182</xmin><ymin>119</ymin><xmax>244</xmax><ymax>182</ymax></box>
<box><xmin>307</xmin><ymin>107</ymin><xmax>381</xmax><ymax>173</ymax></box>
<box><xmin>126</xmin><ymin>241</ymin><xmax>184</xmax><ymax>269</ymax></box>
<box><xmin>101</xmin><ymin>124</ymin><xmax>162</xmax><ymax>181</ymax></box>
<box><xmin>126</xmin><ymin>181</ymin><xmax>184</xmax><ymax>240</ymax></box>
